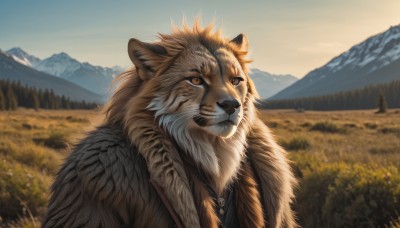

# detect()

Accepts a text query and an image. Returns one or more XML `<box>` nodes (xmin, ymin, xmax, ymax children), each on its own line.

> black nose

<box><xmin>217</xmin><ymin>99</ymin><xmax>241</xmax><ymax>115</ymax></box>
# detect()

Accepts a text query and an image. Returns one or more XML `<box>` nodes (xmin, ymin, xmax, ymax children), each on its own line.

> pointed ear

<box><xmin>128</xmin><ymin>38</ymin><xmax>167</xmax><ymax>80</ymax></box>
<box><xmin>230</xmin><ymin>33</ymin><xmax>248</xmax><ymax>52</ymax></box>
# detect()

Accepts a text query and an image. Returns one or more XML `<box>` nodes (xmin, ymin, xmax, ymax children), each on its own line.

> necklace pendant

<box><xmin>219</xmin><ymin>208</ymin><xmax>224</xmax><ymax>215</ymax></box>
<box><xmin>217</xmin><ymin>197</ymin><xmax>225</xmax><ymax>207</ymax></box>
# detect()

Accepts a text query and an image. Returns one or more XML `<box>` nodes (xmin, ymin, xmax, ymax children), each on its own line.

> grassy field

<box><xmin>259</xmin><ymin>109</ymin><xmax>400</xmax><ymax>228</ymax></box>
<box><xmin>259</xmin><ymin>109</ymin><xmax>400</xmax><ymax>166</ymax></box>
<box><xmin>0</xmin><ymin>108</ymin><xmax>399</xmax><ymax>227</ymax></box>
<box><xmin>0</xmin><ymin>109</ymin><xmax>101</xmax><ymax>227</ymax></box>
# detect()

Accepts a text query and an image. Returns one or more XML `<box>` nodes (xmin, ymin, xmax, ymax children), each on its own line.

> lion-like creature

<box><xmin>43</xmin><ymin>22</ymin><xmax>297</xmax><ymax>228</ymax></box>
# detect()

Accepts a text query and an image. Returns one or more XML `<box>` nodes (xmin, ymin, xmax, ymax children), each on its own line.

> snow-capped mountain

<box><xmin>35</xmin><ymin>52</ymin><xmax>123</xmax><ymax>95</ymax></box>
<box><xmin>249</xmin><ymin>69</ymin><xmax>297</xmax><ymax>99</ymax></box>
<box><xmin>35</xmin><ymin>52</ymin><xmax>81</xmax><ymax>77</ymax></box>
<box><xmin>6</xmin><ymin>47</ymin><xmax>40</xmax><ymax>67</ymax></box>
<box><xmin>4</xmin><ymin>47</ymin><xmax>297</xmax><ymax>99</ymax></box>
<box><xmin>0</xmin><ymin>52</ymin><xmax>102</xmax><ymax>103</ymax></box>
<box><xmin>5</xmin><ymin>48</ymin><xmax>123</xmax><ymax>95</ymax></box>
<box><xmin>270</xmin><ymin>24</ymin><xmax>400</xmax><ymax>100</ymax></box>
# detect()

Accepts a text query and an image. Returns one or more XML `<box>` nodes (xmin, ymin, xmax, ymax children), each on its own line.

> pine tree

<box><xmin>43</xmin><ymin>89</ymin><xmax>50</xmax><ymax>109</ymax></box>
<box><xmin>49</xmin><ymin>89</ymin><xmax>57</xmax><ymax>109</ymax></box>
<box><xmin>263</xmin><ymin>80</ymin><xmax>400</xmax><ymax>111</ymax></box>
<box><xmin>29</xmin><ymin>90</ymin><xmax>40</xmax><ymax>110</ymax></box>
<box><xmin>61</xmin><ymin>95</ymin><xmax>71</xmax><ymax>109</ymax></box>
<box><xmin>6</xmin><ymin>86</ymin><xmax>18</xmax><ymax>110</ymax></box>
<box><xmin>377</xmin><ymin>93</ymin><xmax>387</xmax><ymax>113</ymax></box>
<box><xmin>0</xmin><ymin>89</ymin><xmax>5</xmax><ymax>110</ymax></box>
<box><xmin>0</xmin><ymin>79</ymin><xmax>100</xmax><ymax>110</ymax></box>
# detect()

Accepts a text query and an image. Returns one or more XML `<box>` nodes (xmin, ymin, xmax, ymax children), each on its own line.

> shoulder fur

<box><xmin>43</xmin><ymin>125</ymin><xmax>172</xmax><ymax>227</ymax></box>
<box><xmin>247</xmin><ymin>118</ymin><xmax>298</xmax><ymax>228</ymax></box>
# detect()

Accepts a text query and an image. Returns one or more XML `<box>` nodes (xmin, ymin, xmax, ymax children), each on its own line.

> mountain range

<box><xmin>6</xmin><ymin>48</ymin><xmax>123</xmax><ymax>96</ymax></box>
<box><xmin>8</xmin><ymin>22</ymin><xmax>399</xmax><ymax>104</ymax></box>
<box><xmin>0</xmin><ymin>52</ymin><xmax>102</xmax><ymax>103</ymax></box>
<box><xmin>4</xmin><ymin>47</ymin><xmax>297</xmax><ymax>100</ymax></box>
<box><xmin>270</xmin><ymin>24</ymin><xmax>400</xmax><ymax>100</ymax></box>
<box><xmin>249</xmin><ymin>69</ymin><xmax>298</xmax><ymax>98</ymax></box>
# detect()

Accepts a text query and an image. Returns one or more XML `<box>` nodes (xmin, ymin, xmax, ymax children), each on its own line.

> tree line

<box><xmin>0</xmin><ymin>79</ymin><xmax>99</xmax><ymax>110</ymax></box>
<box><xmin>262</xmin><ymin>80</ymin><xmax>400</xmax><ymax>111</ymax></box>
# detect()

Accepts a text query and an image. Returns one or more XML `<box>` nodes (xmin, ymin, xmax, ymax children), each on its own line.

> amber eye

<box><xmin>230</xmin><ymin>77</ymin><xmax>244</xmax><ymax>86</ymax></box>
<box><xmin>188</xmin><ymin>77</ymin><xmax>205</xmax><ymax>86</ymax></box>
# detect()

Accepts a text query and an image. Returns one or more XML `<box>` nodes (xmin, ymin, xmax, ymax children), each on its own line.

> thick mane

<box><xmin>104</xmin><ymin>68</ymin><xmax>142</xmax><ymax>124</ymax></box>
<box><xmin>104</xmin><ymin>21</ymin><xmax>257</xmax><ymax>125</ymax></box>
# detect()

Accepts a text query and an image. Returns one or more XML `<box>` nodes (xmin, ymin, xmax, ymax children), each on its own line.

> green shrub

<box><xmin>65</xmin><ymin>116</ymin><xmax>89</xmax><ymax>123</ymax></box>
<box><xmin>343</xmin><ymin>123</ymin><xmax>359</xmax><ymax>129</ymax></box>
<box><xmin>369</xmin><ymin>147</ymin><xmax>400</xmax><ymax>155</ymax></box>
<box><xmin>364</xmin><ymin>122</ymin><xmax>378</xmax><ymax>129</ymax></box>
<box><xmin>301</xmin><ymin>122</ymin><xmax>313</xmax><ymax>128</ymax></box>
<box><xmin>322</xmin><ymin>165</ymin><xmax>400</xmax><ymax>228</ymax></box>
<box><xmin>294</xmin><ymin>164</ymin><xmax>343</xmax><ymax>228</ymax></box>
<box><xmin>292</xmin><ymin>156</ymin><xmax>400</xmax><ymax>228</ymax></box>
<box><xmin>310</xmin><ymin>121</ymin><xmax>347</xmax><ymax>133</ymax></box>
<box><xmin>1</xmin><ymin>139</ymin><xmax>61</xmax><ymax>175</ymax></box>
<box><xmin>21</xmin><ymin>123</ymin><xmax>33</xmax><ymax>130</ymax></box>
<box><xmin>43</xmin><ymin>132</ymin><xmax>68</xmax><ymax>149</ymax></box>
<box><xmin>280</xmin><ymin>137</ymin><xmax>311</xmax><ymax>151</ymax></box>
<box><xmin>289</xmin><ymin>152</ymin><xmax>321</xmax><ymax>178</ymax></box>
<box><xmin>34</xmin><ymin>132</ymin><xmax>69</xmax><ymax>150</ymax></box>
<box><xmin>0</xmin><ymin>159</ymin><xmax>50</xmax><ymax>223</ymax></box>
<box><xmin>379</xmin><ymin>127</ymin><xmax>400</xmax><ymax>136</ymax></box>
<box><xmin>267</xmin><ymin>121</ymin><xmax>279</xmax><ymax>128</ymax></box>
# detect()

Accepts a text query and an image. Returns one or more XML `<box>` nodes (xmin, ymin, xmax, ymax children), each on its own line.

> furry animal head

<box><xmin>105</xmin><ymin>21</ymin><xmax>260</xmax><ymax>190</ymax></box>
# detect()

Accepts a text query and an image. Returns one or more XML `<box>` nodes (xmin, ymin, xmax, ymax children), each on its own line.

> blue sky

<box><xmin>1</xmin><ymin>0</ymin><xmax>400</xmax><ymax>77</ymax></box>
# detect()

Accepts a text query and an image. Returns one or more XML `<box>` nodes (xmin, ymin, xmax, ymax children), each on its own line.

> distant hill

<box><xmin>0</xmin><ymin>52</ymin><xmax>103</xmax><ymax>103</ymax></box>
<box><xmin>263</xmin><ymin>80</ymin><xmax>400</xmax><ymax>110</ymax></box>
<box><xmin>6</xmin><ymin>48</ymin><xmax>123</xmax><ymax>95</ymax></box>
<box><xmin>249</xmin><ymin>69</ymin><xmax>298</xmax><ymax>99</ymax></box>
<box><xmin>270</xmin><ymin>25</ymin><xmax>400</xmax><ymax>100</ymax></box>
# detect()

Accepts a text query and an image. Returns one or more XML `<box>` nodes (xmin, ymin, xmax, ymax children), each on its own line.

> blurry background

<box><xmin>0</xmin><ymin>0</ymin><xmax>399</xmax><ymax>227</ymax></box>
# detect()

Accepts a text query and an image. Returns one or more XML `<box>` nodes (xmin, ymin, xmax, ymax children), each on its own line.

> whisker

<box><xmin>199</xmin><ymin>112</ymin><xmax>220</xmax><ymax>117</ymax></box>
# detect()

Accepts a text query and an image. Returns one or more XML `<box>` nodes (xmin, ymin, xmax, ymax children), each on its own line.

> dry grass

<box><xmin>259</xmin><ymin>109</ymin><xmax>400</xmax><ymax>227</ymax></box>
<box><xmin>259</xmin><ymin>109</ymin><xmax>400</xmax><ymax>166</ymax></box>
<box><xmin>0</xmin><ymin>108</ymin><xmax>102</xmax><ymax>225</ymax></box>
<box><xmin>1</xmin><ymin>108</ymin><xmax>399</xmax><ymax>226</ymax></box>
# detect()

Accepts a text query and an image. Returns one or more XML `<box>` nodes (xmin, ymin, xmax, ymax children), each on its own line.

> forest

<box><xmin>0</xmin><ymin>80</ymin><xmax>99</xmax><ymax>110</ymax></box>
<box><xmin>263</xmin><ymin>80</ymin><xmax>400</xmax><ymax>111</ymax></box>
